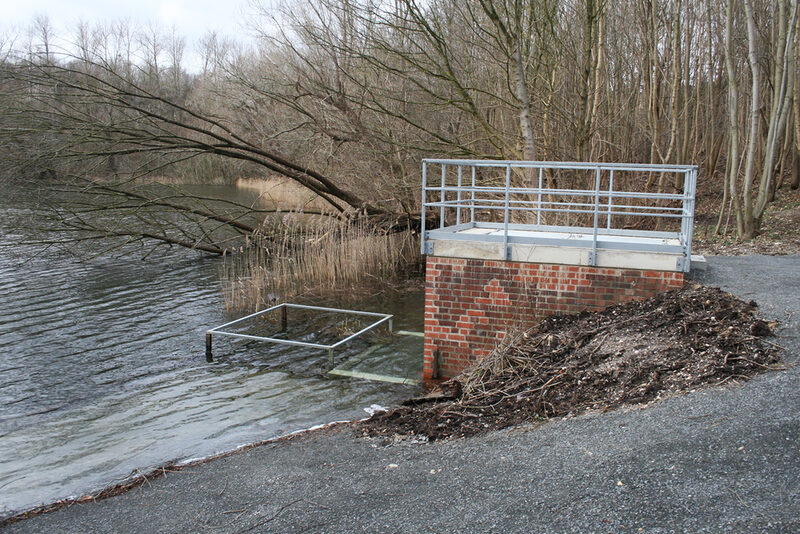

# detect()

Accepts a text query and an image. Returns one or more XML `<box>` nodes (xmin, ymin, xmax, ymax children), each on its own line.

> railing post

<box><xmin>205</xmin><ymin>332</ymin><xmax>213</xmax><ymax>362</ymax></box>
<box><xmin>420</xmin><ymin>161</ymin><xmax>427</xmax><ymax>255</ymax></box>
<box><xmin>456</xmin><ymin>165</ymin><xmax>463</xmax><ymax>225</ymax></box>
<box><xmin>440</xmin><ymin>164</ymin><xmax>446</xmax><ymax>229</ymax></box>
<box><xmin>504</xmin><ymin>164</ymin><xmax>511</xmax><ymax>260</ymax></box>
<box><xmin>680</xmin><ymin>169</ymin><xmax>688</xmax><ymax>252</ymax></box>
<box><xmin>470</xmin><ymin>166</ymin><xmax>476</xmax><ymax>224</ymax></box>
<box><xmin>537</xmin><ymin>167</ymin><xmax>543</xmax><ymax>225</ymax></box>
<box><xmin>681</xmin><ymin>167</ymin><xmax>697</xmax><ymax>272</ymax></box>
<box><xmin>591</xmin><ymin>166</ymin><xmax>601</xmax><ymax>266</ymax></box>
<box><xmin>607</xmin><ymin>169</ymin><xmax>614</xmax><ymax>229</ymax></box>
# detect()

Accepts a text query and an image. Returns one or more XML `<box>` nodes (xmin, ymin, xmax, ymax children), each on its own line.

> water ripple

<box><xmin>0</xmin><ymin>189</ymin><xmax>423</xmax><ymax>517</ymax></box>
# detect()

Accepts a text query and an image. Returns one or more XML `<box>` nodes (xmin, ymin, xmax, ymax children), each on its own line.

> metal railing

<box><xmin>206</xmin><ymin>303</ymin><xmax>393</xmax><ymax>363</ymax></box>
<box><xmin>420</xmin><ymin>160</ymin><xmax>697</xmax><ymax>271</ymax></box>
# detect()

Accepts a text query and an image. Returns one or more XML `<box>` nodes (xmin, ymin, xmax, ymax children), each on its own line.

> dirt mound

<box><xmin>361</xmin><ymin>285</ymin><xmax>780</xmax><ymax>441</ymax></box>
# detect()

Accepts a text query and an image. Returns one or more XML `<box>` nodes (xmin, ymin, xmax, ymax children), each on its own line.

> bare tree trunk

<box><xmin>724</xmin><ymin>0</ymin><xmax>744</xmax><ymax>236</ymax></box>
<box><xmin>513</xmin><ymin>43</ymin><xmax>537</xmax><ymax>162</ymax></box>
<box><xmin>795</xmin><ymin>3</ymin><xmax>800</xmax><ymax>165</ymax></box>
<box><xmin>648</xmin><ymin>0</ymin><xmax>661</xmax><ymax>167</ymax></box>
<box><xmin>477</xmin><ymin>0</ymin><xmax>537</xmax><ymax>163</ymax></box>
<box><xmin>741</xmin><ymin>0</ymin><xmax>760</xmax><ymax>239</ymax></box>
<box><xmin>589</xmin><ymin>10</ymin><xmax>605</xmax><ymax>161</ymax></box>
<box><xmin>754</xmin><ymin>0</ymin><xmax>797</xmax><ymax>230</ymax></box>
<box><xmin>577</xmin><ymin>0</ymin><xmax>601</xmax><ymax>161</ymax></box>
<box><xmin>792</xmin><ymin>148</ymin><xmax>800</xmax><ymax>189</ymax></box>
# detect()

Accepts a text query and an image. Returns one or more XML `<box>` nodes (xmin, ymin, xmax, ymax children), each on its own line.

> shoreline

<box><xmin>0</xmin><ymin>419</ymin><xmax>360</xmax><ymax>527</ymax></box>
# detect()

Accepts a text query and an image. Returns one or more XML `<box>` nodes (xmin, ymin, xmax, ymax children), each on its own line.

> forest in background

<box><xmin>1</xmin><ymin>0</ymin><xmax>798</xmax><ymax>248</ymax></box>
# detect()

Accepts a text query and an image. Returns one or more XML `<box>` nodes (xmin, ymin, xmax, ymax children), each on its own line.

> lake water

<box><xmin>0</xmin><ymin>183</ymin><xmax>423</xmax><ymax>516</ymax></box>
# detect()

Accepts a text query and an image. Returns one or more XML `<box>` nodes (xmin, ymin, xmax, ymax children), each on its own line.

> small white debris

<box><xmin>387</xmin><ymin>464</ymin><xmax>399</xmax><ymax>469</ymax></box>
<box><xmin>364</xmin><ymin>404</ymin><xmax>389</xmax><ymax>416</ymax></box>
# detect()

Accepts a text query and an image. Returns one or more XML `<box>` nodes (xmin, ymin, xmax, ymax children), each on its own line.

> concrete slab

<box><xmin>429</xmin><ymin>223</ymin><xmax>687</xmax><ymax>272</ymax></box>
<box><xmin>510</xmin><ymin>244</ymin><xmax>590</xmax><ymax>265</ymax></box>
<box><xmin>476</xmin><ymin>228</ymin><xmax>681</xmax><ymax>247</ymax></box>
<box><xmin>691</xmin><ymin>254</ymin><xmax>708</xmax><ymax>271</ymax></box>
<box><xmin>431</xmin><ymin>240</ymin><xmax>504</xmax><ymax>260</ymax></box>
<box><xmin>435</xmin><ymin>239</ymin><xmax>683</xmax><ymax>272</ymax></box>
<box><xmin>459</xmin><ymin>227</ymin><xmax>495</xmax><ymax>235</ymax></box>
<box><xmin>595</xmin><ymin>249</ymin><xmax>681</xmax><ymax>271</ymax></box>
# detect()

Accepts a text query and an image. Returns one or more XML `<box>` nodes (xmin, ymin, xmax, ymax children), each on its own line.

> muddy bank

<box><xmin>362</xmin><ymin>285</ymin><xmax>781</xmax><ymax>440</ymax></box>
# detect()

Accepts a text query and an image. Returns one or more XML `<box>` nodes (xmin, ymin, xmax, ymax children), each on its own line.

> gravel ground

<box><xmin>4</xmin><ymin>255</ymin><xmax>799</xmax><ymax>533</ymax></box>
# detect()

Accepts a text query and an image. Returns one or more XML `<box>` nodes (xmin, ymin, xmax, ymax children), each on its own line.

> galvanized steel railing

<box><xmin>420</xmin><ymin>160</ymin><xmax>698</xmax><ymax>272</ymax></box>
<box><xmin>206</xmin><ymin>303</ymin><xmax>393</xmax><ymax>363</ymax></box>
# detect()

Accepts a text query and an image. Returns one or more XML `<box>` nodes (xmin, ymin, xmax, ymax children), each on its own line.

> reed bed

<box><xmin>220</xmin><ymin>212</ymin><xmax>420</xmax><ymax>312</ymax></box>
<box><xmin>235</xmin><ymin>177</ymin><xmax>332</xmax><ymax>212</ymax></box>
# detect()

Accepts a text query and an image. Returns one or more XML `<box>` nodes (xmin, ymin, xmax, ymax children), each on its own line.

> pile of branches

<box><xmin>362</xmin><ymin>285</ymin><xmax>780</xmax><ymax>440</ymax></box>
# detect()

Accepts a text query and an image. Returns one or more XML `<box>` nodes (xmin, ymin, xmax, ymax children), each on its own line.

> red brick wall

<box><xmin>423</xmin><ymin>257</ymin><xmax>685</xmax><ymax>379</ymax></box>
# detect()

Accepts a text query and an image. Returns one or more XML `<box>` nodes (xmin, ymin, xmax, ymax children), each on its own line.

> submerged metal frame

<box><xmin>420</xmin><ymin>159</ymin><xmax>698</xmax><ymax>272</ymax></box>
<box><xmin>327</xmin><ymin>332</ymin><xmax>424</xmax><ymax>385</ymax></box>
<box><xmin>205</xmin><ymin>303</ymin><xmax>393</xmax><ymax>363</ymax></box>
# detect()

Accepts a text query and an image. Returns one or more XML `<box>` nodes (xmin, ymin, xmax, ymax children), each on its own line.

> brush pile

<box><xmin>362</xmin><ymin>285</ymin><xmax>780</xmax><ymax>440</ymax></box>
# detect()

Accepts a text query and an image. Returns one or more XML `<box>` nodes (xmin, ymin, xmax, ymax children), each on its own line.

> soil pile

<box><xmin>362</xmin><ymin>285</ymin><xmax>780</xmax><ymax>440</ymax></box>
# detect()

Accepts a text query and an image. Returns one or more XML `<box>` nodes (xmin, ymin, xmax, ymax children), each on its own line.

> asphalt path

<box><xmin>4</xmin><ymin>255</ymin><xmax>799</xmax><ymax>533</ymax></box>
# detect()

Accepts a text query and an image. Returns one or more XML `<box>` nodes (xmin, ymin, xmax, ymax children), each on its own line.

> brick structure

<box><xmin>423</xmin><ymin>256</ymin><xmax>685</xmax><ymax>379</ymax></box>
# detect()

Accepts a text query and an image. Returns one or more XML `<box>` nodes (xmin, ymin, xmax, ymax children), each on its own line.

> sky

<box><xmin>3</xmin><ymin>0</ymin><xmax>263</xmax><ymax>70</ymax></box>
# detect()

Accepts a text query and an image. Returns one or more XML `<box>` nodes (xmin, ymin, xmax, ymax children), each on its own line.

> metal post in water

<box><xmin>281</xmin><ymin>305</ymin><xmax>288</xmax><ymax>332</ymax></box>
<box><xmin>205</xmin><ymin>332</ymin><xmax>213</xmax><ymax>362</ymax></box>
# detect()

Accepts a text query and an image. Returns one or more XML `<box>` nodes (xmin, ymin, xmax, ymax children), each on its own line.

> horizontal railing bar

<box><xmin>425</xmin><ymin>198</ymin><xmax>685</xmax><ymax>212</ymax></box>
<box><xmin>425</xmin><ymin>185</ymin><xmax>687</xmax><ymax>200</ymax></box>
<box><xmin>281</xmin><ymin>303</ymin><xmax>391</xmax><ymax>319</ymax></box>
<box><xmin>470</xmin><ymin>221</ymin><xmax>681</xmax><ymax>238</ymax></box>
<box><xmin>209</xmin><ymin>331</ymin><xmax>333</xmax><ymax>350</ymax></box>
<box><xmin>330</xmin><ymin>315</ymin><xmax>393</xmax><ymax>349</ymax></box>
<box><xmin>424</xmin><ymin>202</ymin><xmax>688</xmax><ymax>218</ymax></box>
<box><xmin>422</xmin><ymin>159</ymin><xmax>698</xmax><ymax>171</ymax></box>
<box><xmin>207</xmin><ymin>303</ymin><xmax>284</xmax><ymax>333</ymax></box>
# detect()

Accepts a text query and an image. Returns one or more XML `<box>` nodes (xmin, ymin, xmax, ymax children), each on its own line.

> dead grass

<box><xmin>220</xmin><ymin>213</ymin><xmax>420</xmax><ymax>312</ymax></box>
<box><xmin>236</xmin><ymin>177</ymin><xmax>332</xmax><ymax>212</ymax></box>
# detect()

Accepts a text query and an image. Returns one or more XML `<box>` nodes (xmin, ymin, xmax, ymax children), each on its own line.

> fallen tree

<box><xmin>1</xmin><ymin>56</ymin><xmax>425</xmax><ymax>255</ymax></box>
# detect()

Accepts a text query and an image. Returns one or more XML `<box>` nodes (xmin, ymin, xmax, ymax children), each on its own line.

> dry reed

<box><xmin>235</xmin><ymin>177</ymin><xmax>332</xmax><ymax>212</ymax></box>
<box><xmin>220</xmin><ymin>212</ymin><xmax>420</xmax><ymax>311</ymax></box>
